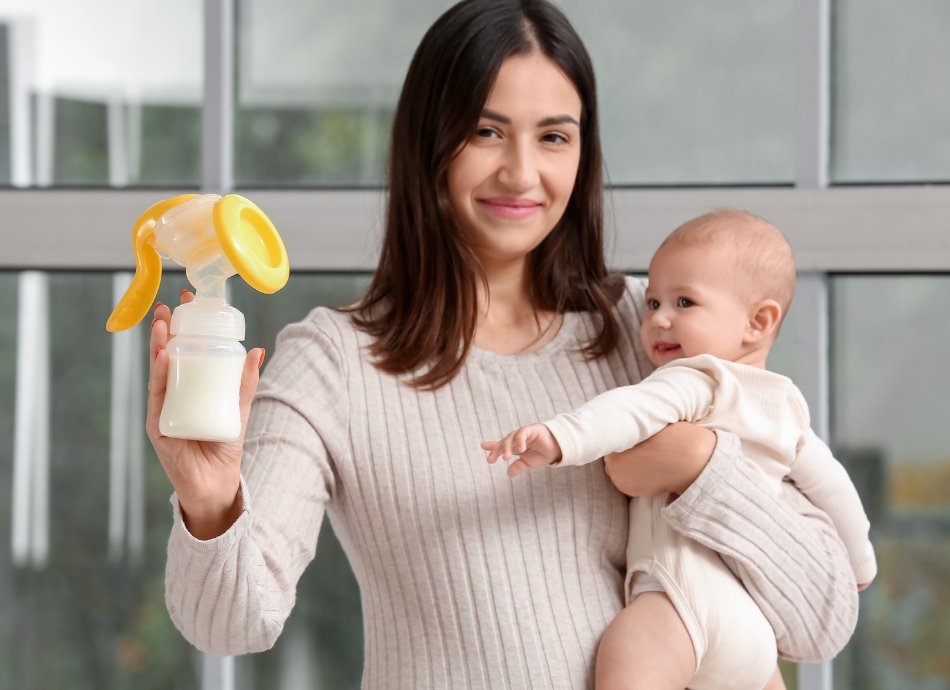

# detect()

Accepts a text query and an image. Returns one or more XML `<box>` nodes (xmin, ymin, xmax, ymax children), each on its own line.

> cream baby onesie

<box><xmin>544</xmin><ymin>354</ymin><xmax>877</xmax><ymax>690</ymax></box>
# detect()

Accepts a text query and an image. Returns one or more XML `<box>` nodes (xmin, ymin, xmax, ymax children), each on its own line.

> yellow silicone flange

<box><xmin>106</xmin><ymin>194</ymin><xmax>198</xmax><ymax>332</ymax></box>
<box><xmin>212</xmin><ymin>194</ymin><xmax>289</xmax><ymax>294</ymax></box>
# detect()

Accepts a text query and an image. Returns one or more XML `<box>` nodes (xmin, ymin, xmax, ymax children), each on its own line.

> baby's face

<box><xmin>640</xmin><ymin>243</ymin><xmax>753</xmax><ymax>368</ymax></box>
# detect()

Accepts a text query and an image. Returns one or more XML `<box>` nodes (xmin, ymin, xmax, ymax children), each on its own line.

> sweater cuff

<box><xmin>169</xmin><ymin>476</ymin><xmax>251</xmax><ymax>553</ymax></box>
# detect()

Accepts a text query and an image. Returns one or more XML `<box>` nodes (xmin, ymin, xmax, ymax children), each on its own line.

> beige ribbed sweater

<box><xmin>165</xmin><ymin>278</ymin><xmax>860</xmax><ymax>688</ymax></box>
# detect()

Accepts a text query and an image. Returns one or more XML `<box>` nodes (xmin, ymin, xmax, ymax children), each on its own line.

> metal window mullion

<box><xmin>201</xmin><ymin>1</ymin><xmax>237</xmax><ymax>687</ymax></box>
<box><xmin>202</xmin><ymin>0</ymin><xmax>234</xmax><ymax>194</ymax></box>
<box><xmin>795</xmin><ymin>272</ymin><xmax>835</xmax><ymax>690</ymax></box>
<box><xmin>796</xmin><ymin>0</ymin><xmax>833</xmax><ymax>685</ymax></box>
<box><xmin>12</xmin><ymin>271</ymin><xmax>50</xmax><ymax>570</ymax></box>
<box><xmin>796</xmin><ymin>0</ymin><xmax>831</xmax><ymax>190</ymax></box>
<box><xmin>8</xmin><ymin>20</ymin><xmax>33</xmax><ymax>187</ymax></box>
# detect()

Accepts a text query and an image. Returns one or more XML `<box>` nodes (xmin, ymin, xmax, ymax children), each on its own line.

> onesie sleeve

<box><xmin>164</xmin><ymin>308</ymin><xmax>348</xmax><ymax>656</ymax></box>
<box><xmin>788</xmin><ymin>428</ymin><xmax>877</xmax><ymax>584</ymax></box>
<box><xmin>543</xmin><ymin>362</ymin><xmax>717</xmax><ymax>466</ymax></box>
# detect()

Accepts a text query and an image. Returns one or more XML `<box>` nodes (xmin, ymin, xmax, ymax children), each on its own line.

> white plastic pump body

<box><xmin>154</xmin><ymin>195</ymin><xmax>247</xmax><ymax>442</ymax></box>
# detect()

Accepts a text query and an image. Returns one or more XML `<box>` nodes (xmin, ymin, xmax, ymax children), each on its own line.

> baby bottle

<box><xmin>106</xmin><ymin>193</ymin><xmax>289</xmax><ymax>442</ymax></box>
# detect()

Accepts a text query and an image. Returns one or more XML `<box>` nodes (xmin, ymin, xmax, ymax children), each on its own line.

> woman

<box><xmin>148</xmin><ymin>0</ymin><xmax>857</xmax><ymax>686</ymax></box>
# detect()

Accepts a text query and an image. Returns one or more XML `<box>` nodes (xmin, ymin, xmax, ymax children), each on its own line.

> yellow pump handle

<box><xmin>106</xmin><ymin>194</ymin><xmax>198</xmax><ymax>332</ymax></box>
<box><xmin>213</xmin><ymin>194</ymin><xmax>290</xmax><ymax>294</ymax></box>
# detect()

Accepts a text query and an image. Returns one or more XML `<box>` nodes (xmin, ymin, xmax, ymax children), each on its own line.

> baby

<box><xmin>482</xmin><ymin>210</ymin><xmax>876</xmax><ymax>690</ymax></box>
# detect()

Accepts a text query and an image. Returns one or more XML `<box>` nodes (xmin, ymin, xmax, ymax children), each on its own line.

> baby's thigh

<box><xmin>627</xmin><ymin>497</ymin><xmax>776</xmax><ymax>690</ymax></box>
<box><xmin>686</xmin><ymin>554</ymin><xmax>777</xmax><ymax>690</ymax></box>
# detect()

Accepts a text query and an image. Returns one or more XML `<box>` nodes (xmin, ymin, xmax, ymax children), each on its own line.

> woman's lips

<box><xmin>478</xmin><ymin>197</ymin><xmax>543</xmax><ymax>219</ymax></box>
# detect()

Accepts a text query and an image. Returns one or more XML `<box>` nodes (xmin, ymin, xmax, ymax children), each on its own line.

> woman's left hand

<box><xmin>603</xmin><ymin>422</ymin><xmax>717</xmax><ymax>497</ymax></box>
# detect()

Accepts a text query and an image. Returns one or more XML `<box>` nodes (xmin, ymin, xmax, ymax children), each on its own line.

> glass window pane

<box><xmin>832</xmin><ymin>0</ymin><xmax>950</xmax><ymax>183</ymax></box>
<box><xmin>830</xmin><ymin>275</ymin><xmax>950</xmax><ymax>689</ymax></box>
<box><xmin>235</xmin><ymin>0</ymin><xmax>795</xmax><ymax>187</ymax></box>
<box><xmin>0</xmin><ymin>272</ymin><xmax>200</xmax><ymax>689</ymax></box>
<box><xmin>0</xmin><ymin>270</ymin><xmax>369</xmax><ymax>688</ymax></box>
<box><xmin>0</xmin><ymin>1</ymin><xmax>202</xmax><ymax>188</ymax></box>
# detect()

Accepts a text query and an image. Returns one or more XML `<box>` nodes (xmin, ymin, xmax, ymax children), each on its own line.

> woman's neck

<box><xmin>473</xmin><ymin>256</ymin><xmax>563</xmax><ymax>355</ymax></box>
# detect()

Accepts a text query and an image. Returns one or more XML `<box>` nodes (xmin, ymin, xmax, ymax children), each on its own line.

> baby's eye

<box><xmin>648</xmin><ymin>299</ymin><xmax>660</xmax><ymax>310</ymax></box>
<box><xmin>677</xmin><ymin>297</ymin><xmax>694</xmax><ymax>308</ymax></box>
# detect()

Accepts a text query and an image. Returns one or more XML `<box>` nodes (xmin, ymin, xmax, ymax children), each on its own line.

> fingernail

<box><xmin>151</xmin><ymin>317</ymin><xmax>160</xmax><ymax>329</ymax></box>
<box><xmin>258</xmin><ymin>348</ymin><xmax>266</xmax><ymax>369</ymax></box>
<box><xmin>180</xmin><ymin>289</ymin><xmax>189</xmax><ymax>298</ymax></box>
<box><xmin>155</xmin><ymin>301</ymin><xmax>163</xmax><ymax>309</ymax></box>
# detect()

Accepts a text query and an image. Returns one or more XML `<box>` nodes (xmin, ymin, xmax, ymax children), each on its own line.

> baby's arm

<box><xmin>542</xmin><ymin>364</ymin><xmax>716</xmax><ymax>466</ymax></box>
<box><xmin>787</xmin><ymin>428</ymin><xmax>877</xmax><ymax>586</ymax></box>
<box><xmin>482</xmin><ymin>361</ymin><xmax>717</xmax><ymax>476</ymax></box>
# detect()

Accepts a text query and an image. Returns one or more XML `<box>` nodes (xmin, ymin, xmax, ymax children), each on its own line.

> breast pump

<box><xmin>106</xmin><ymin>194</ymin><xmax>290</xmax><ymax>442</ymax></box>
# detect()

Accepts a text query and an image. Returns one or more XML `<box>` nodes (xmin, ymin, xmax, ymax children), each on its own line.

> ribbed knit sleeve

<box><xmin>165</xmin><ymin>311</ymin><xmax>347</xmax><ymax>655</ymax></box>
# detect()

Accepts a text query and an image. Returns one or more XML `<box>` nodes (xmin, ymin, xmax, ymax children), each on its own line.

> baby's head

<box><xmin>640</xmin><ymin>209</ymin><xmax>795</xmax><ymax>369</ymax></box>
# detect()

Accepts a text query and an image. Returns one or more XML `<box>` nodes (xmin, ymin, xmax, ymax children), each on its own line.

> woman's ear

<box><xmin>744</xmin><ymin>299</ymin><xmax>782</xmax><ymax>344</ymax></box>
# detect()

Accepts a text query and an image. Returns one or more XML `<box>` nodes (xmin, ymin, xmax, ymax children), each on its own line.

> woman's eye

<box><xmin>542</xmin><ymin>132</ymin><xmax>568</xmax><ymax>144</ymax></box>
<box><xmin>475</xmin><ymin>127</ymin><xmax>499</xmax><ymax>139</ymax></box>
<box><xmin>677</xmin><ymin>297</ymin><xmax>694</xmax><ymax>308</ymax></box>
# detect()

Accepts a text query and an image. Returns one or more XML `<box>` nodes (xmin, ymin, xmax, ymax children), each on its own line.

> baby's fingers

<box><xmin>507</xmin><ymin>457</ymin><xmax>531</xmax><ymax>479</ymax></box>
<box><xmin>481</xmin><ymin>440</ymin><xmax>503</xmax><ymax>464</ymax></box>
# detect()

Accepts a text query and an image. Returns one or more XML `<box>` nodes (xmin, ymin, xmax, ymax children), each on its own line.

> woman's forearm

<box><xmin>603</xmin><ymin>422</ymin><xmax>717</xmax><ymax>497</ymax></box>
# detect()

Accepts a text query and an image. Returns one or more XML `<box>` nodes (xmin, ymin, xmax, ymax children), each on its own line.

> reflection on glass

<box><xmin>830</xmin><ymin>276</ymin><xmax>950</xmax><ymax>689</ymax></box>
<box><xmin>235</xmin><ymin>0</ymin><xmax>795</xmax><ymax>186</ymax></box>
<box><xmin>0</xmin><ymin>1</ymin><xmax>202</xmax><ymax>187</ymax></box>
<box><xmin>832</xmin><ymin>0</ymin><xmax>950</xmax><ymax>182</ymax></box>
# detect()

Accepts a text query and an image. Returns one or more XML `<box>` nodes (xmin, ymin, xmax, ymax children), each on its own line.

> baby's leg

<box><xmin>762</xmin><ymin>665</ymin><xmax>787</xmax><ymax>690</ymax></box>
<box><xmin>595</xmin><ymin>592</ymin><xmax>695</xmax><ymax>690</ymax></box>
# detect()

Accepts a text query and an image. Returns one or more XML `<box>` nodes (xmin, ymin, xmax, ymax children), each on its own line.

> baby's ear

<box><xmin>745</xmin><ymin>299</ymin><xmax>782</xmax><ymax>344</ymax></box>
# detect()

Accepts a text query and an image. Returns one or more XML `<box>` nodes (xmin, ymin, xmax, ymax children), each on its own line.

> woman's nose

<box><xmin>498</xmin><ymin>138</ymin><xmax>539</xmax><ymax>191</ymax></box>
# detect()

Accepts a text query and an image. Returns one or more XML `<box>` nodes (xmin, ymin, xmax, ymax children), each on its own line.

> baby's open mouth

<box><xmin>655</xmin><ymin>341</ymin><xmax>681</xmax><ymax>355</ymax></box>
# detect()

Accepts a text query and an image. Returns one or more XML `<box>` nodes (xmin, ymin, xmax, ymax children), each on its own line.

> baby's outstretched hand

<box><xmin>481</xmin><ymin>424</ymin><xmax>562</xmax><ymax>478</ymax></box>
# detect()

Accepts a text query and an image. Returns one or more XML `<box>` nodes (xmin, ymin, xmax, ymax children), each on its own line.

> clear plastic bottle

<box><xmin>159</xmin><ymin>298</ymin><xmax>246</xmax><ymax>442</ymax></box>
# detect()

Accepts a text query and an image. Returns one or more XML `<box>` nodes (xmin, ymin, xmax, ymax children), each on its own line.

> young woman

<box><xmin>147</xmin><ymin>0</ymin><xmax>858</xmax><ymax>687</ymax></box>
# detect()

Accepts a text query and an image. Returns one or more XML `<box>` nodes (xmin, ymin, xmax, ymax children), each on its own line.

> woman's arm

<box><xmin>606</xmin><ymin>425</ymin><xmax>859</xmax><ymax>663</ymax></box>
<box><xmin>165</xmin><ymin>313</ymin><xmax>346</xmax><ymax>655</ymax></box>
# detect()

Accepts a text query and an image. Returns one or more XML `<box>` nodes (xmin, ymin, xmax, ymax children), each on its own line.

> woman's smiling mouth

<box><xmin>478</xmin><ymin>197</ymin><xmax>543</xmax><ymax>219</ymax></box>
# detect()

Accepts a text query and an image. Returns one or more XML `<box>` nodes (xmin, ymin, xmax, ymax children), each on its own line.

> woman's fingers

<box><xmin>238</xmin><ymin>348</ymin><xmax>264</xmax><ymax>432</ymax></box>
<box><xmin>146</xmin><ymin>344</ymin><xmax>168</xmax><ymax>441</ymax></box>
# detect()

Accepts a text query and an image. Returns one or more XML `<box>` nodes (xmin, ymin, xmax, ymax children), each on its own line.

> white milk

<box><xmin>159</xmin><ymin>352</ymin><xmax>245</xmax><ymax>441</ymax></box>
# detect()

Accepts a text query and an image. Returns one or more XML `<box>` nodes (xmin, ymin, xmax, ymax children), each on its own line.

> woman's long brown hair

<box><xmin>346</xmin><ymin>0</ymin><xmax>624</xmax><ymax>389</ymax></box>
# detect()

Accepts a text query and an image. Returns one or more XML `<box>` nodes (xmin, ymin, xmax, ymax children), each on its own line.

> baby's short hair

<box><xmin>659</xmin><ymin>209</ymin><xmax>796</xmax><ymax>320</ymax></box>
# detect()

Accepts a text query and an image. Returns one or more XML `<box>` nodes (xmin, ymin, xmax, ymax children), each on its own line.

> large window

<box><xmin>1</xmin><ymin>1</ymin><xmax>948</xmax><ymax>689</ymax></box>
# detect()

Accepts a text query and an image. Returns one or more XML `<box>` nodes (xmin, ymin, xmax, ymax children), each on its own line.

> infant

<box><xmin>483</xmin><ymin>210</ymin><xmax>876</xmax><ymax>690</ymax></box>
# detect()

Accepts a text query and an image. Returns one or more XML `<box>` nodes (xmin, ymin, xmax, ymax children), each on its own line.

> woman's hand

<box><xmin>147</xmin><ymin>291</ymin><xmax>265</xmax><ymax>540</ymax></box>
<box><xmin>602</xmin><ymin>422</ymin><xmax>717</xmax><ymax>497</ymax></box>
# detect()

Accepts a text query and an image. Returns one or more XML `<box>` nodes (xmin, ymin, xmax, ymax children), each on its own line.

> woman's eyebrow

<box><xmin>537</xmin><ymin>115</ymin><xmax>580</xmax><ymax>127</ymax></box>
<box><xmin>480</xmin><ymin>109</ymin><xmax>580</xmax><ymax>128</ymax></box>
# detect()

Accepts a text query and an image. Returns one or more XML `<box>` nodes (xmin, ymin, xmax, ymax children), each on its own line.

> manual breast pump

<box><xmin>106</xmin><ymin>194</ymin><xmax>290</xmax><ymax>442</ymax></box>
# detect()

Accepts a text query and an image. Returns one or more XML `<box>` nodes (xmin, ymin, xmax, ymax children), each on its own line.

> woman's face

<box><xmin>447</xmin><ymin>52</ymin><xmax>583</xmax><ymax>267</ymax></box>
